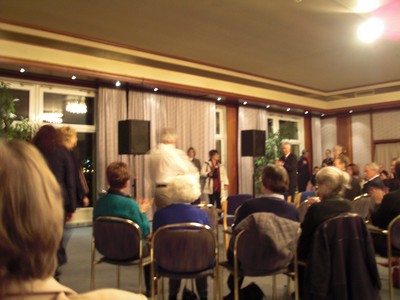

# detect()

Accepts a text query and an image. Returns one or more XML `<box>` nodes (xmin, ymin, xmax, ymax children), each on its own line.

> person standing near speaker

<box><xmin>187</xmin><ymin>147</ymin><xmax>201</xmax><ymax>172</ymax></box>
<box><xmin>277</xmin><ymin>142</ymin><xmax>297</xmax><ymax>201</ymax></box>
<box><xmin>148</xmin><ymin>128</ymin><xmax>199</xmax><ymax>210</ymax></box>
<box><xmin>201</xmin><ymin>149</ymin><xmax>229</xmax><ymax>210</ymax></box>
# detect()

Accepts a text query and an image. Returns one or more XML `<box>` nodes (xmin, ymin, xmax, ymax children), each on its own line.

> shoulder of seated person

<box><xmin>71</xmin><ymin>289</ymin><xmax>146</xmax><ymax>300</ymax></box>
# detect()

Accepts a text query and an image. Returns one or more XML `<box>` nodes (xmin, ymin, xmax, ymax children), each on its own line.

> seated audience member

<box><xmin>386</xmin><ymin>158</ymin><xmax>400</xmax><ymax>192</ymax></box>
<box><xmin>370</xmin><ymin>159</ymin><xmax>400</xmax><ymax>256</ymax></box>
<box><xmin>93</xmin><ymin>162</ymin><xmax>152</xmax><ymax>296</ymax></box>
<box><xmin>362</xmin><ymin>162</ymin><xmax>385</xmax><ymax>194</ymax></box>
<box><xmin>334</xmin><ymin>157</ymin><xmax>362</xmax><ymax>200</ymax></box>
<box><xmin>226</xmin><ymin>165</ymin><xmax>299</xmax><ymax>295</ymax></box>
<box><xmin>0</xmin><ymin>140</ymin><xmax>146</xmax><ymax>300</ymax></box>
<box><xmin>153</xmin><ymin>175</ymin><xmax>209</xmax><ymax>300</ymax></box>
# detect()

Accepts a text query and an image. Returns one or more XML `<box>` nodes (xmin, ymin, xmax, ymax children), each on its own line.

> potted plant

<box><xmin>0</xmin><ymin>81</ymin><xmax>35</xmax><ymax>141</ymax></box>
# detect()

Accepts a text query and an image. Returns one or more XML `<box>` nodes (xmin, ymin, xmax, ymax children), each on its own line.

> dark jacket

<box><xmin>370</xmin><ymin>188</ymin><xmax>400</xmax><ymax>229</ymax></box>
<box><xmin>306</xmin><ymin>214</ymin><xmax>380</xmax><ymax>300</ymax></box>
<box><xmin>44</xmin><ymin>147</ymin><xmax>77</xmax><ymax>214</ymax></box>
<box><xmin>362</xmin><ymin>176</ymin><xmax>385</xmax><ymax>194</ymax></box>
<box><xmin>344</xmin><ymin>177</ymin><xmax>362</xmax><ymax>200</ymax></box>
<box><xmin>297</xmin><ymin>156</ymin><xmax>311</xmax><ymax>192</ymax></box>
<box><xmin>298</xmin><ymin>197</ymin><xmax>351</xmax><ymax>260</ymax></box>
<box><xmin>280</xmin><ymin>152</ymin><xmax>297</xmax><ymax>196</ymax></box>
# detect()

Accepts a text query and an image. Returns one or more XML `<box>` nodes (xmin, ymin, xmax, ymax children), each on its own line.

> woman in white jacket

<box><xmin>201</xmin><ymin>149</ymin><xmax>229</xmax><ymax>209</ymax></box>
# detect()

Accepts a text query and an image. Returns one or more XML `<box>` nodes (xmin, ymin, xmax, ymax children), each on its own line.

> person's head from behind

<box><xmin>261</xmin><ymin>165</ymin><xmax>289</xmax><ymax>195</ymax></box>
<box><xmin>347</xmin><ymin>163</ymin><xmax>360</xmax><ymax>177</ymax></box>
<box><xmin>209</xmin><ymin>149</ymin><xmax>220</xmax><ymax>162</ymax></box>
<box><xmin>316</xmin><ymin>166</ymin><xmax>345</xmax><ymax>200</ymax></box>
<box><xmin>106</xmin><ymin>162</ymin><xmax>131</xmax><ymax>190</ymax></box>
<box><xmin>187</xmin><ymin>147</ymin><xmax>196</xmax><ymax>159</ymax></box>
<box><xmin>167</xmin><ymin>174</ymin><xmax>201</xmax><ymax>204</ymax></box>
<box><xmin>0</xmin><ymin>140</ymin><xmax>63</xmax><ymax>289</ymax></box>
<box><xmin>31</xmin><ymin>124</ymin><xmax>60</xmax><ymax>154</ymax></box>
<box><xmin>160</xmin><ymin>128</ymin><xmax>177</xmax><ymax>145</ymax></box>
<box><xmin>333</xmin><ymin>157</ymin><xmax>348</xmax><ymax>171</ymax></box>
<box><xmin>281</xmin><ymin>142</ymin><xmax>291</xmax><ymax>156</ymax></box>
<box><xmin>57</xmin><ymin>126</ymin><xmax>78</xmax><ymax>150</ymax></box>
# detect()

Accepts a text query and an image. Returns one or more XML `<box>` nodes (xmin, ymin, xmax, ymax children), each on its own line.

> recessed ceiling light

<box><xmin>71</xmin><ymin>75</ymin><xmax>77</xmax><ymax>80</ymax></box>
<box><xmin>349</xmin><ymin>110</ymin><xmax>353</xmax><ymax>114</ymax></box>
<box><xmin>217</xmin><ymin>97</ymin><xmax>222</xmax><ymax>101</ymax></box>
<box><xmin>19</xmin><ymin>68</ymin><xmax>25</xmax><ymax>73</ymax></box>
<box><xmin>321</xmin><ymin>113</ymin><xmax>325</xmax><ymax>117</ymax></box>
<box><xmin>243</xmin><ymin>101</ymin><xmax>248</xmax><ymax>105</ymax></box>
<box><xmin>266</xmin><ymin>105</ymin><xmax>270</xmax><ymax>109</ymax></box>
<box><xmin>305</xmin><ymin>111</ymin><xmax>309</xmax><ymax>115</ymax></box>
<box><xmin>154</xmin><ymin>88</ymin><xmax>159</xmax><ymax>92</ymax></box>
<box><xmin>286</xmin><ymin>108</ymin><xmax>291</xmax><ymax>112</ymax></box>
<box><xmin>355</xmin><ymin>0</ymin><xmax>379</xmax><ymax>13</ymax></box>
<box><xmin>358</xmin><ymin>17</ymin><xmax>384</xmax><ymax>43</ymax></box>
<box><xmin>115</xmin><ymin>81</ymin><xmax>121</xmax><ymax>87</ymax></box>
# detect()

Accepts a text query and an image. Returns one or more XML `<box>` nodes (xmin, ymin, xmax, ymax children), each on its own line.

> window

<box><xmin>1</xmin><ymin>78</ymin><xmax>97</xmax><ymax>206</ymax></box>
<box><xmin>216</xmin><ymin>106</ymin><xmax>227</xmax><ymax>165</ymax></box>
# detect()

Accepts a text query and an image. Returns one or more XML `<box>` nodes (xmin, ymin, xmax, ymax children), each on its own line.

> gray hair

<box><xmin>316</xmin><ymin>166</ymin><xmax>345</xmax><ymax>200</ymax></box>
<box><xmin>167</xmin><ymin>174</ymin><xmax>201</xmax><ymax>203</ymax></box>
<box><xmin>160</xmin><ymin>128</ymin><xmax>177</xmax><ymax>144</ymax></box>
<box><xmin>366</xmin><ymin>162</ymin><xmax>380</xmax><ymax>172</ymax></box>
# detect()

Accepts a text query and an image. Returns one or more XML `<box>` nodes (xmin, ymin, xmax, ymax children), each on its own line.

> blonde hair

<box><xmin>160</xmin><ymin>128</ymin><xmax>177</xmax><ymax>144</ymax></box>
<box><xmin>57</xmin><ymin>126</ymin><xmax>77</xmax><ymax>147</ymax></box>
<box><xmin>0</xmin><ymin>140</ymin><xmax>63</xmax><ymax>291</ymax></box>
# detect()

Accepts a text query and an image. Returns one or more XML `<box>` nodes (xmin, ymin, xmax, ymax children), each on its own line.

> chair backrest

<box><xmin>93</xmin><ymin>216</ymin><xmax>142</xmax><ymax>261</ymax></box>
<box><xmin>298</xmin><ymin>200</ymin><xmax>312</xmax><ymax>223</ymax></box>
<box><xmin>196</xmin><ymin>204</ymin><xmax>218</xmax><ymax>231</ymax></box>
<box><xmin>351</xmin><ymin>194</ymin><xmax>371</xmax><ymax>220</ymax></box>
<box><xmin>226</xmin><ymin>194</ymin><xmax>252</xmax><ymax>215</ymax></box>
<box><xmin>389</xmin><ymin>215</ymin><xmax>400</xmax><ymax>250</ymax></box>
<box><xmin>152</xmin><ymin>223</ymin><xmax>216</xmax><ymax>274</ymax></box>
<box><xmin>232</xmin><ymin>212</ymin><xmax>301</xmax><ymax>276</ymax></box>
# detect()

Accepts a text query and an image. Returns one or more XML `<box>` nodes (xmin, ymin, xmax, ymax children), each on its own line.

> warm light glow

<box><xmin>243</xmin><ymin>101</ymin><xmax>248</xmax><ymax>105</ymax></box>
<box><xmin>266</xmin><ymin>105</ymin><xmax>270</xmax><ymax>108</ymax></box>
<box><xmin>217</xmin><ymin>97</ymin><xmax>222</xmax><ymax>101</ymax></box>
<box><xmin>305</xmin><ymin>111</ymin><xmax>309</xmax><ymax>115</ymax></box>
<box><xmin>42</xmin><ymin>112</ymin><xmax>63</xmax><ymax>124</ymax></box>
<box><xmin>286</xmin><ymin>108</ymin><xmax>291</xmax><ymax>112</ymax></box>
<box><xmin>20</xmin><ymin>68</ymin><xmax>25</xmax><ymax>73</ymax></box>
<box><xmin>358</xmin><ymin>17</ymin><xmax>385</xmax><ymax>43</ymax></box>
<box><xmin>349</xmin><ymin>110</ymin><xmax>354</xmax><ymax>114</ymax></box>
<box><xmin>66</xmin><ymin>99</ymin><xmax>87</xmax><ymax>114</ymax></box>
<box><xmin>71</xmin><ymin>75</ymin><xmax>77</xmax><ymax>80</ymax></box>
<box><xmin>115</xmin><ymin>81</ymin><xmax>121</xmax><ymax>87</ymax></box>
<box><xmin>321</xmin><ymin>114</ymin><xmax>325</xmax><ymax>117</ymax></box>
<box><xmin>154</xmin><ymin>87</ymin><xmax>159</xmax><ymax>92</ymax></box>
<box><xmin>355</xmin><ymin>0</ymin><xmax>380</xmax><ymax>13</ymax></box>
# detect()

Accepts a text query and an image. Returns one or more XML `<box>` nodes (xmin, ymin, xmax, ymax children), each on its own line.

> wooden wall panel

<box><xmin>226</xmin><ymin>105</ymin><xmax>238</xmax><ymax>195</ymax></box>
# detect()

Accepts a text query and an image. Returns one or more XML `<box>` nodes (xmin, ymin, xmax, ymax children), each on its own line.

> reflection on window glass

<box><xmin>291</xmin><ymin>144</ymin><xmax>300</xmax><ymax>157</ymax></box>
<box><xmin>216</xmin><ymin>140</ymin><xmax>222</xmax><ymax>161</ymax></box>
<box><xmin>74</xmin><ymin>132</ymin><xmax>96</xmax><ymax>206</ymax></box>
<box><xmin>9</xmin><ymin>89</ymin><xmax>29</xmax><ymax>119</ymax></box>
<box><xmin>43</xmin><ymin>93</ymin><xmax>94</xmax><ymax>125</ymax></box>
<box><xmin>279</xmin><ymin>120</ymin><xmax>298</xmax><ymax>140</ymax></box>
<box><xmin>216</xmin><ymin>112</ymin><xmax>220</xmax><ymax>135</ymax></box>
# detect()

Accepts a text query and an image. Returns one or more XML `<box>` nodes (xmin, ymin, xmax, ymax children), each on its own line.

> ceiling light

<box><xmin>305</xmin><ymin>111</ymin><xmax>309</xmax><ymax>115</ymax></box>
<box><xmin>349</xmin><ymin>110</ymin><xmax>354</xmax><ymax>114</ymax></box>
<box><xmin>154</xmin><ymin>88</ymin><xmax>159</xmax><ymax>92</ymax></box>
<box><xmin>71</xmin><ymin>75</ymin><xmax>77</xmax><ymax>80</ymax></box>
<box><xmin>266</xmin><ymin>105</ymin><xmax>270</xmax><ymax>109</ymax></box>
<box><xmin>243</xmin><ymin>101</ymin><xmax>248</xmax><ymax>105</ymax></box>
<box><xmin>42</xmin><ymin>112</ymin><xmax>63</xmax><ymax>124</ymax></box>
<box><xmin>358</xmin><ymin>17</ymin><xmax>384</xmax><ymax>43</ymax></box>
<box><xmin>355</xmin><ymin>0</ymin><xmax>380</xmax><ymax>13</ymax></box>
<box><xmin>115</xmin><ymin>81</ymin><xmax>121</xmax><ymax>87</ymax></box>
<box><xmin>66</xmin><ymin>96</ymin><xmax>87</xmax><ymax>114</ymax></box>
<box><xmin>217</xmin><ymin>97</ymin><xmax>222</xmax><ymax>101</ymax></box>
<box><xmin>286</xmin><ymin>108</ymin><xmax>291</xmax><ymax>112</ymax></box>
<box><xmin>19</xmin><ymin>68</ymin><xmax>25</xmax><ymax>73</ymax></box>
<box><xmin>321</xmin><ymin>113</ymin><xmax>325</xmax><ymax>117</ymax></box>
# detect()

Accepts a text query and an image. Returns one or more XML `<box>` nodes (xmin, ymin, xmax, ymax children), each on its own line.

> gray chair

<box><xmin>150</xmin><ymin>223</ymin><xmax>219</xmax><ymax>299</ymax></box>
<box><xmin>91</xmin><ymin>216</ymin><xmax>150</xmax><ymax>292</ymax></box>
<box><xmin>351</xmin><ymin>193</ymin><xmax>372</xmax><ymax>220</ymax></box>
<box><xmin>220</xmin><ymin>212</ymin><xmax>301</xmax><ymax>300</ymax></box>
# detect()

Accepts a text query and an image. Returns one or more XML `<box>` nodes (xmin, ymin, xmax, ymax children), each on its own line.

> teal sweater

<box><xmin>93</xmin><ymin>192</ymin><xmax>150</xmax><ymax>238</ymax></box>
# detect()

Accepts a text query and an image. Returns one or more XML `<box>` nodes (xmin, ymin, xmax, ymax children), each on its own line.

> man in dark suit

<box><xmin>225</xmin><ymin>165</ymin><xmax>299</xmax><ymax>297</ymax></box>
<box><xmin>370</xmin><ymin>159</ymin><xmax>400</xmax><ymax>256</ymax></box>
<box><xmin>278</xmin><ymin>142</ymin><xmax>297</xmax><ymax>200</ymax></box>
<box><xmin>362</xmin><ymin>162</ymin><xmax>385</xmax><ymax>194</ymax></box>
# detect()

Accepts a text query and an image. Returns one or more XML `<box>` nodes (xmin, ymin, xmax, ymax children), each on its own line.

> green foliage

<box><xmin>0</xmin><ymin>81</ymin><xmax>35</xmax><ymax>141</ymax></box>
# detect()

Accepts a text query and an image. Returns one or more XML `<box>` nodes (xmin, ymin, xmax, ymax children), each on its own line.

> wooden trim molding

<box><xmin>226</xmin><ymin>105</ymin><xmax>239</xmax><ymax>195</ymax></box>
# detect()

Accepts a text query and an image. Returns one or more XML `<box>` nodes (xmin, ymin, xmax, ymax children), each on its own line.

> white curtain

<box><xmin>238</xmin><ymin>107</ymin><xmax>268</xmax><ymax>194</ymax></box>
<box><xmin>127</xmin><ymin>91</ymin><xmax>216</xmax><ymax>198</ymax></box>
<box><xmin>96</xmin><ymin>87</ymin><xmax>128</xmax><ymax>194</ymax></box>
<box><xmin>374</xmin><ymin>143</ymin><xmax>400</xmax><ymax>170</ymax></box>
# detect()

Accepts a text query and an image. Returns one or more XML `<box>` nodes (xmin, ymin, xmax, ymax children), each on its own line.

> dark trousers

<box><xmin>208</xmin><ymin>192</ymin><xmax>221</xmax><ymax>209</ymax></box>
<box><xmin>169</xmin><ymin>278</ymin><xmax>208</xmax><ymax>298</ymax></box>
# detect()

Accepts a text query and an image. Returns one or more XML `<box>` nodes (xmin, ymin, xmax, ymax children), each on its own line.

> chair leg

<box><xmin>90</xmin><ymin>237</ymin><xmax>95</xmax><ymax>290</ymax></box>
<box><xmin>138</xmin><ymin>263</ymin><xmax>143</xmax><ymax>293</ymax></box>
<box><xmin>117</xmin><ymin>266</ymin><xmax>121</xmax><ymax>288</ymax></box>
<box><xmin>286</xmin><ymin>274</ymin><xmax>291</xmax><ymax>299</ymax></box>
<box><xmin>161</xmin><ymin>278</ymin><xmax>165</xmax><ymax>300</ymax></box>
<box><xmin>234</xmin><ymin>271</ymin><xmax>239</xmax><ymax>300</ymax></box>
<box><xmin>389</xmin><ymin>260</ymin><xmax>394</xmax><ymax>300</ymax></box>
<box><xmin>272</xmin><ymin>275</ymin><xmax>277</xmax><ymax>300</ymax></box>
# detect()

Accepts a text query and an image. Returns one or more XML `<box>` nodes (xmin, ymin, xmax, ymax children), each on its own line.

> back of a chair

<box><xmin>197</xmin><ymin>204</ymin><xmax>218</xmax><ymax>231</ymax></box>
<box><xmin>298</xmin><ymin>200</ymin><xmax>312</xmax><ymax>223</ymax></box>
<box><xmin>351</xmin><ymin>194</ymin><xmax>371</xmax><ymax>220</ymax></box>
<box><xmin>389</xmin><ymin>215</ymin><xmax>400</xmax><ymax>251</ymax></box>
<box><xmin>93</xmin><ymin>216</ymin><xmax>141</xmax><ymax>261</ymax></box>
<box><xmin>152</xmin><ymin>223</ymin><xmax>216</xmax><ymax>274</ymax></box>
<box><xmin>232</xmin><ymin>212</ymin><xmax>300</xmax><ymax>276</ymax></box>
<box><xmin>226</xmin><ymin>194</ymin><xmax>252</xmax><ymax>215</ymax></box>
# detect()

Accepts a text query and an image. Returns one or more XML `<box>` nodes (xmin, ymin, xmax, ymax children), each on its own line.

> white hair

<box><xmin>160</xmin><ymin>128</ymin><xmax>177</xmax><ymax>144</ymax></box>
<box><xmin>316</xmin><ymin>166</ymin><xmax>345</xmax><ymax>200</ymax></box>
<box><xmin>167</xmin><ymin>174</ymin><xmax>201</xmax><ymax>203</ymax></box>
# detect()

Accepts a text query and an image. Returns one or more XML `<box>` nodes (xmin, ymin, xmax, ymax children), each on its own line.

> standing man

<box><xmin>297</xmin><ymin>149</ymin><xmax>311</xmax><ymax>192</ymax></box>
<box><xmin>148</xmin><ymin>128</ymin><xmax>199</xmax><ymax>210</ymax></box>
<box><xmin>278</xmin><ymin>142</ymin><xmax>297</xmax><ymax>200</ymax></box>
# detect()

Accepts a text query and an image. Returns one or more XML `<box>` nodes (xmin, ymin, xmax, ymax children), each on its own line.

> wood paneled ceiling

<box><xmin>0</xmin><ymin>0</ymin><xmax>399</xmax><ymax>97</ymax></box>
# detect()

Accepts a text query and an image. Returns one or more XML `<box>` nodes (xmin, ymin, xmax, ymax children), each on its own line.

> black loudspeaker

<box><xmin>118</xmin><ymin>120</ymin><xmax>150</xmax><ymax>155</ymax></box>
<box><xmin>241</xmin><ymin>130</ymin><xmax>266</xmax><ymax>157</ymax></box>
